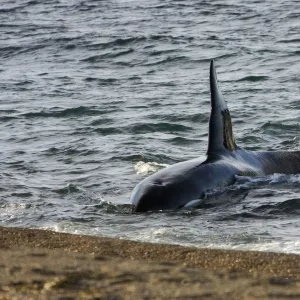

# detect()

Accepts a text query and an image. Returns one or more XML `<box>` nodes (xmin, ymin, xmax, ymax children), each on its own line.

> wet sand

<box><xmin>1</xmin><ymin>226</ymin><xmax>300</xmax><ymax>299</ymax></box>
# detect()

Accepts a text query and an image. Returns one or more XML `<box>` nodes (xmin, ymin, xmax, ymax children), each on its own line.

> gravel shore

<box><xmin>1</xmin><ymin>226</ymin><xmax>300</xmax><ymax>299</ymax></box>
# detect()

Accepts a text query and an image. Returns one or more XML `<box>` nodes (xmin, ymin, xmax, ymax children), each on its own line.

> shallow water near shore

<box><xmin>1</xmin><ymin>0</ymin><xmax>300</xmax><ymax>254</ymax></box>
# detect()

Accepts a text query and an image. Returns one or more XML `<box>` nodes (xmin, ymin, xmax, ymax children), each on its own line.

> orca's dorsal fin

<box><xmin>207</xmin><ymin>60</ymin><xmax>236</xmax><ymax>155</ymax></box>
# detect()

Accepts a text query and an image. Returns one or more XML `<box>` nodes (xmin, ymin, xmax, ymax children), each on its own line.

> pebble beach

<box><xmin>1</xmin><ymin>226</ymin><xmax>300</xmax><ymax>299</ymax></box>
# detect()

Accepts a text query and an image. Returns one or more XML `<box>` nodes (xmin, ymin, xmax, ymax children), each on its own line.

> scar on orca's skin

<box><xmin>221</xmin><ymin>109</ymin><xmax>236</xmax><ymax>152</ymax></box>
<box><xmin>130</xmin><ymin>60</ymin><xmax>300</xmax><ymax>212</ymax></box>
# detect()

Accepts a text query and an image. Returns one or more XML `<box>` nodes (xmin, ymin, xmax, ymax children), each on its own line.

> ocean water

<box><xmin>1</xmin><ymin>0</ymin><xmax>300</xmax><ymax>254</ymax></box>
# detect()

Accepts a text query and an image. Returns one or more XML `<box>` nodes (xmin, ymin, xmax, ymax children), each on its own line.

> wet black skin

<box><xmin>130</xmin><ymin>61</ymin><xmax>300</xmax><ymax>212</ymax></box>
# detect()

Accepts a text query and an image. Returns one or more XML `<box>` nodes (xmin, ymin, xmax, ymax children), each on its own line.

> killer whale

<box><xmin>130</xmin><ymin>60</ymin><xmax>300</xmax><ymax>212</ymax></box>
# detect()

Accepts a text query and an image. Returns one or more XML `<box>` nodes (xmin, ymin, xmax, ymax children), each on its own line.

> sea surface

<box><xmin>1</xmin><ymin>0</ymin><xmax>300</xmax><ymax>254</ymax></box>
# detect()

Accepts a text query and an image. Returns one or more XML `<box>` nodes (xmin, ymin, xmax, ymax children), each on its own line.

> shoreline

<box><xmin>1</xmin><ymin>226</ymin><xmax>300</xmax><ymax>299</ymax></box>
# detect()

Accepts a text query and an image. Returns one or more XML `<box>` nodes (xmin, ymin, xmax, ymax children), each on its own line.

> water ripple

<box><xmin>1</xmin><ymin>0</ymin><xmax>300</xmax><ymax>254</ymax></box>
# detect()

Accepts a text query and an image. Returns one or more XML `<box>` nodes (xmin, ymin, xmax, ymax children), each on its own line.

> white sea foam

<box><xmin>204</xmin><ymin>241</ymin><xmax>300</xmax><ymax>255</ymax></box>
<box><xmin>134</xmin><ymin>161</ymin><xmax>168</xmax><ymax>175</ymax></box>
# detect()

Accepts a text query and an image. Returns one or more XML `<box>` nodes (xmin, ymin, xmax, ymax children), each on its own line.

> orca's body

<box><xmin>130</xmin><ymin>61</ymin><xmax>300</xmax><ymax>212</ymax></box>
